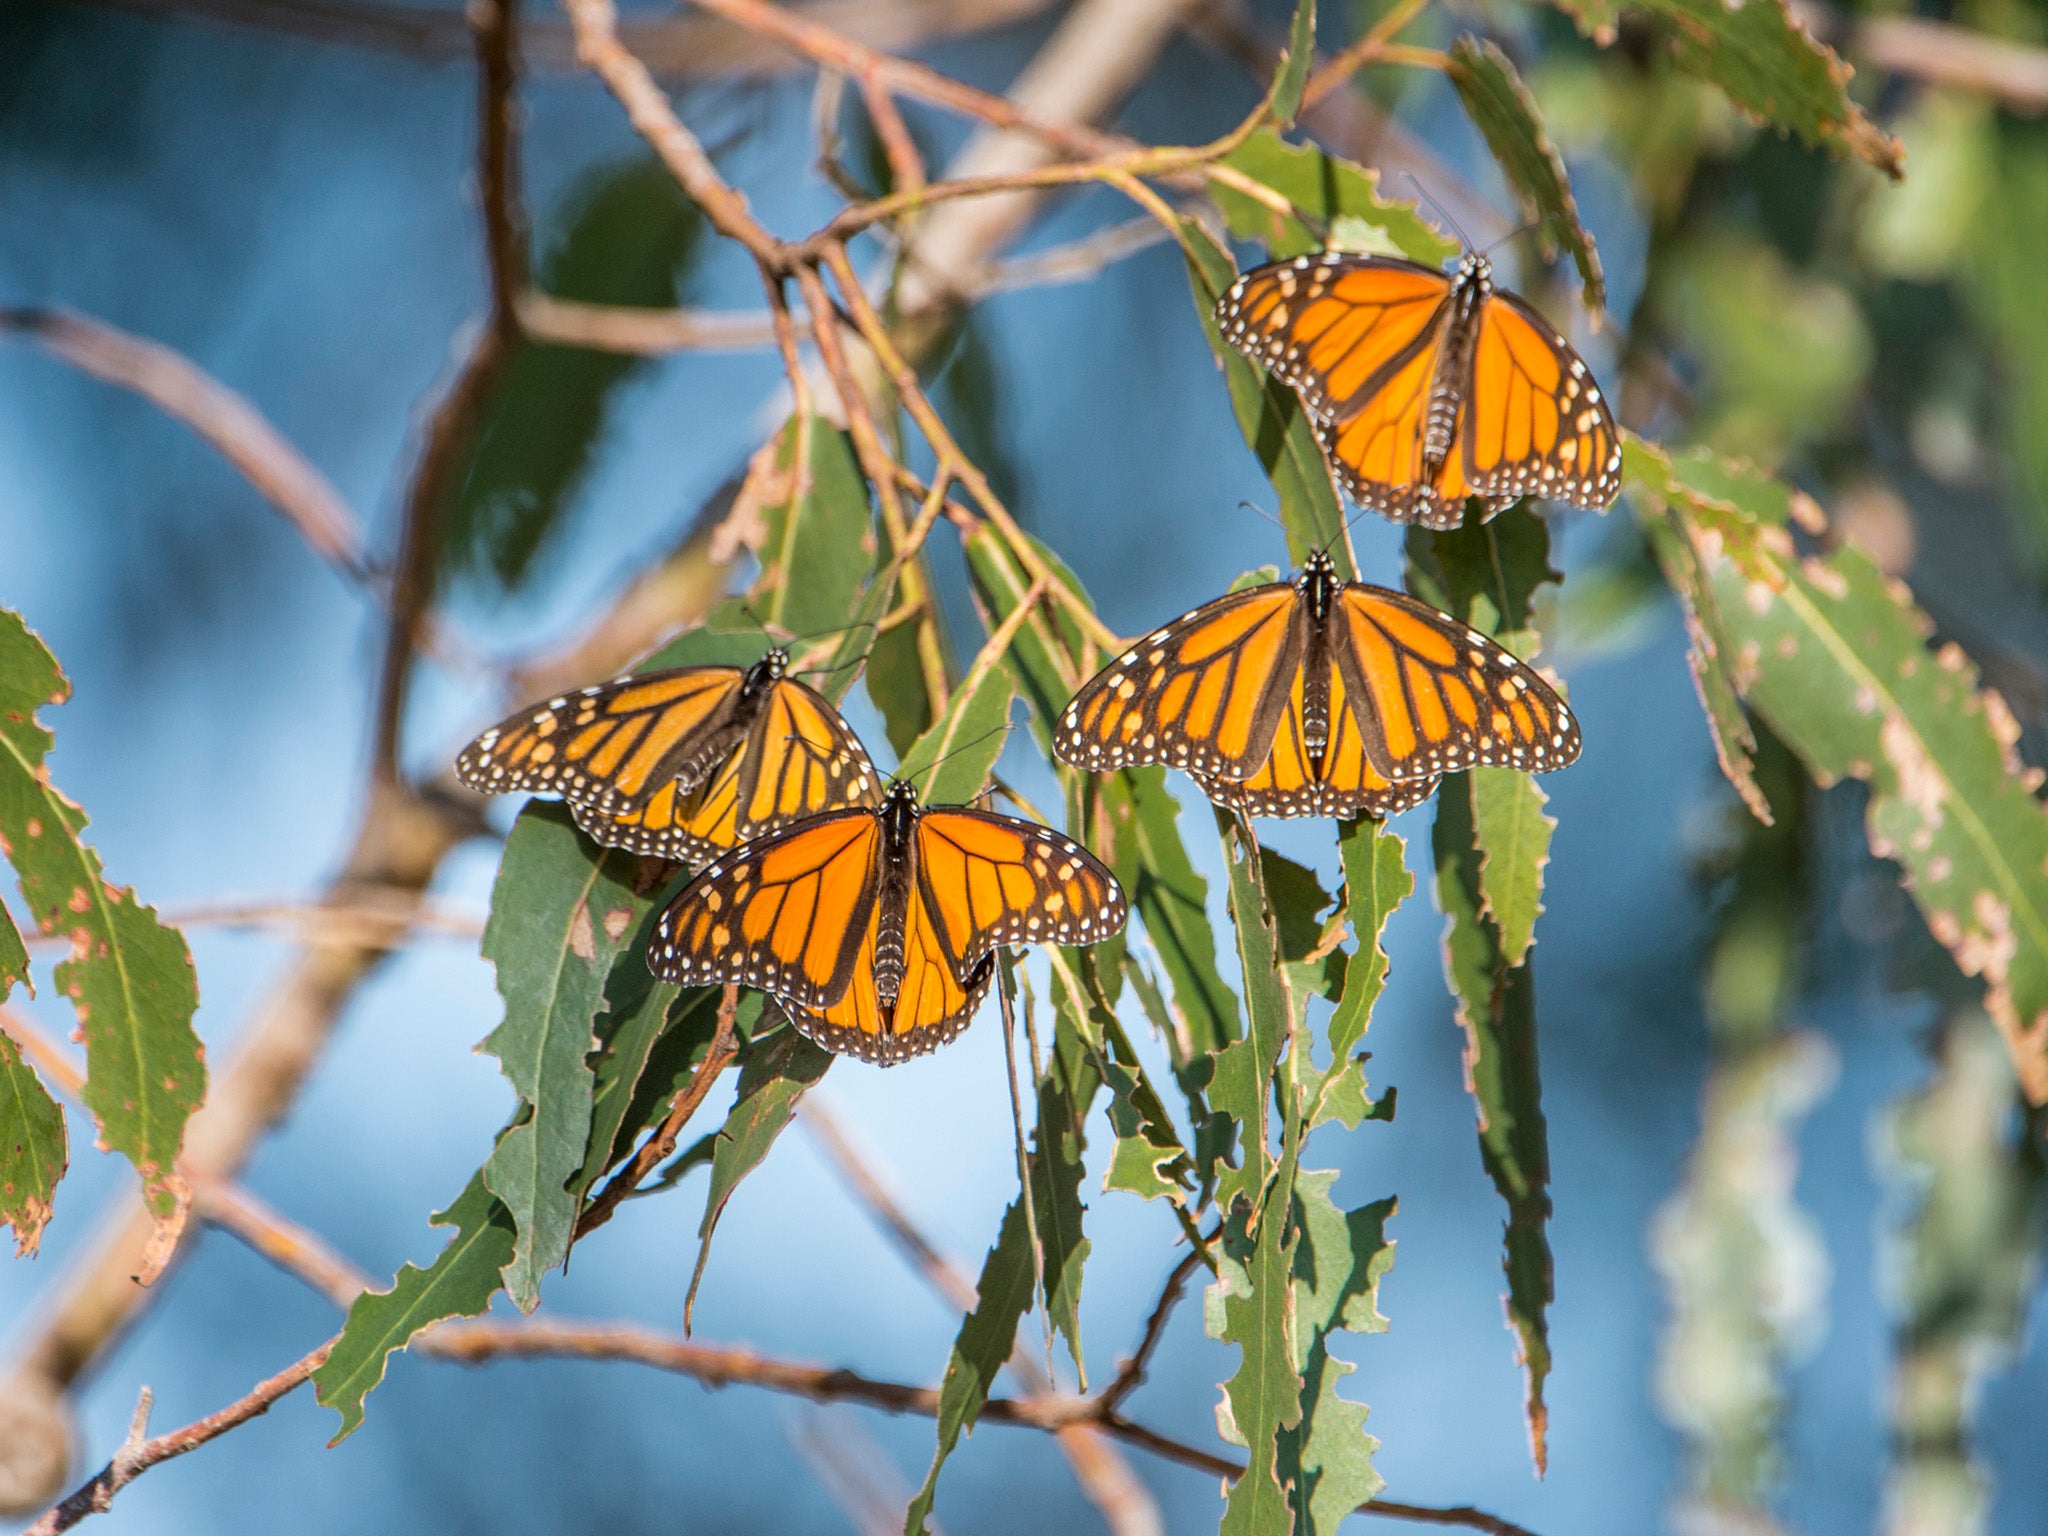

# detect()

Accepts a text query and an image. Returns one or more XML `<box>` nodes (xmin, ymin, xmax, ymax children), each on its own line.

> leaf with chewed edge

<box><xmin>314</xmin><ymin>1172</ymin><xmax>517</xmax><ymax>1442</ymax></box>
<box><xmin>1215</xmin><ymin>132</ymin><xmax>1455</xmax><ymax>267</ymax></box>
<box><xmin>1267</xmin><ymin>0</ymin><xmax>1315</xmax><ymax>127</ymax></box>
<box><xmin>0</xmin><ymin>900</ymin><xmax>25</xmax><ymax>998</ymax></box>
<box><xmin>0</xmin><ymin>609</ymin><xmax>201</xmax><ymax>1268</ymax></box>
<box><xmin>0</xmin><ymin>1020</ymin><xmax>65</xmax><ymax>1257</ymax></box>
<box><xmin>479</xmin><ymin>802</ymin><xmax>638</xmax><ymax>1311</ymax></box>
<box><xmin>1546</xmin><ymin>0</ymin><xmax>1901</xmax><ymax>177</ymax></box>
<box><xmin>1446</xmin><ymin>37</ymin><xmax>1605</xmax><ymax>314</ymax></box>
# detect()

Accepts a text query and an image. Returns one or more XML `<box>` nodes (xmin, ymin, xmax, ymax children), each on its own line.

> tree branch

<box><xmin>370</xmin><ymin>0</ymin><xmax>527</xmax><ymax>783</ymax></box>
<box><xmin>0</xmin><ymin>306</ymin><xmax>367</xmax><ymax>582</ymax></box>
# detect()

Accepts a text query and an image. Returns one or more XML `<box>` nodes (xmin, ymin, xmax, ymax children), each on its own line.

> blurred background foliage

<box><xmin>7</xmin><ymin>0</ymin><xmax>2048</xmax><ymax>1533</ymax></box>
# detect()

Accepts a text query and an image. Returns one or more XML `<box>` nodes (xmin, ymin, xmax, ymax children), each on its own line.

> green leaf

<box><xmin>1211</xmin><ymin>810</ymin><xmax>1303</xmax><ymax>1215</ymax></box>
<box><xmin>1213</xmin><ymin>1147</ymin><xmax>1303</xmax><ymax>1536</ymax></box>
<box><xmin>0</xmin><ymin>1022</ymin><xmax>65</xmax><ymax>1257</ymax></box>
<box><xmin>1470</xmin><ymin>770</ymin><xmax>1553</xmax><ymax>969</ymax></box>
<box><xmin>1545</xmin><ymin>0</ymin><xmax>1901</xmax><ymax>176</ymax></box>
<box><xmin>1267</xmin><ymin>0</ymin><xmax>1316</xmax><ymax>127</ymax></box>
<box><xmin>1432</xmin><ymin>778</ymin><xmax>1554</xmax><ymax>1471</ymax></box>
<box><xmin>686</xmin><ymin>1022</ymin><xmax>832</xmax><ymax>1322</ymax></box>
<box><xmin>895</xmin><ymin>661</ymin><xmax>1016</xmax><ymax>806</ymax></box>
<box><xmin>478</xmin><ymin>802</ymin><xmax>639</xmax><ymax>1310</ymax></box>
<box><xmin>1974</xmin><ymin>126</ymin><xmax>2048</xmax><ymax>576</ymax></box>
<box><xmin>1315</xmin><ymin>820</ymin><xmax>1411</xmax><ymax>1130</ymax></box>
<box><xmin>313</xmin><ymin>1172</ymin><xmax>517</xmax><ymax>1442</ymax></box>
<box><xmin>1180</xmin><ymin>218</ymin><xmax>1352</xmax><ymax>575</ymax></box>
<box><xmin>580</xmin><ymin>968</ymin><xmax>740</xmax><ymax>1193</ymax></box>
<box><xmin>749</xmin><ymin>413</ymin><xmax>874</xmax><ymax>638</ymax></box>
<box><xmin>961</xmin><ymin>525</ymin><xmax>1089</xmax><ymax>756</ymax></box>
<box><xmin>0</xmin><ymin>900</ymin><xmax>26</xmax><ymax>1000</ymax></box>
<box><xmin>443</xmin><ymin>158</ymin><xmax>704</xmax><ymax>592</ymax></box>
<box><xmin>1047</xmin><ymin>947</ymin><xmax>1191</xmax><ymax>1205</ymax></box>
<box><xmin>907</xmin><ymin>995</ymin><xmax>1104</xmax><ymax>1533</ymax></box>
<box><xmin>0</xmin><ymin>609</ymin><xmax>202</xmax><ymax>1246</ymax></box>
<box><xmin>1444</xmin><ymin>37</ymin><xmax>1604</xmax><ymax>314</ymax></box>
<box><xmin>1279</xmin><ymin>1174</ymin><xmax>1394</xmax><ymax>1531</ymax></box>
<box><xmin>1215</xmin><ymin>131</ymin><xmax>1455</xmax><ymax>267</ymax></box>
<box><xmin>1643</xmin><ymin>445</ymin><xmax>2048</xmax><ymax>1105</ymax></box>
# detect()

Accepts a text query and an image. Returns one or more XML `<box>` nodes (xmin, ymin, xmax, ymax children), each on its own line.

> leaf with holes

<box><xmin>0</xmin><ymin>608</ymin><xmax>201</xmax><ymax>1269</ymax></box>
<box><xmin>1546</xmin><ymin>0</ymin><xmax>1900</xmax><ymax>176</ymax></box>
<box><xmin>1446</xmin><ymin>38</ymin><xmax>1604</xmax><ymax>314</ymax></box>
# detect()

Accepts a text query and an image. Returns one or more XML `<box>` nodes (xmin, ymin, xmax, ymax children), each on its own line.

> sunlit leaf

<box><xmin>0</xmin><ymin>900</ymin><xmax>25</xmax><ymax>999</ymax></box>
<box><xmin>1210</xmin><ymin>810</ymin><xmax>1302</xmax><ymax>1215</ymax></box>
<box><xmin>1470</xmin><ymin>771</ymin><xmax>1553</xmax><ymax>970</ymax></box>
<box><xmin>1212</xmin><ymin>1146</ymin><xmax>1303</xmax><ymax>1536</ymax></box>
<box><xmin>1315</xmin><ymin>819</ymin><xmax>1410</xmax><ymax>1130</ymax></box>
<box><xmin>1268</xmin><ymin>0</ymin><xmax>1316</xmax><ymax>127</ymax></box>
<box><xmin>1545</xmin><ymin>0</ymin><xmax>1902</xmax><ymax>176</ymax></box>
<box><xmin>0</xmin><ymin>609</ymin><xmax>201</xmax><ymax>1257</ymax></box>
<box><xmin>1049</xmin><ymin>948</ymin><xmax>1191</xmax><ymax>1205</ymax></box>
<box><xmin>1215</xmin><ymin>131</ymin><xmax>1455</xmax><ymax>266</ymax></box>
<box><xmin>895</xmin><ymin>659</ymin><xmax>1016</xmax><ymax>806</ymax></box>
<box><xmin>1445</xmin><ymin>36</ymin><xmax>1605</xmax><ymax>313</ymax></box>
<box><xmin>478</xmin><ymin>802</ymin><xmax>637</xmax><ymax>1311</ymax></box>
<box><xmin>314</xmin><ymin>1172</ymin><xmax>516</xmax><ymax>1442</ymax></box>
<box><xmin>1278</xmin><ymin>1174</ymin><xmax>1393</xmax><ymax>1529</ymax></box>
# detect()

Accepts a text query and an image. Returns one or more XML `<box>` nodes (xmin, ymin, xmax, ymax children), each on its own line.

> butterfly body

<box><xmin>1218</xmin><ymin>251</ymin><xmax>1621</xmax><ymax>530</ymax></box>
<box><xmin>649</xmin><ymin>780</ymin><xmax>1126</xmax><ymax>1065</ymax></box>
<box><xmin>455</xmin><ymin>649</ymin><xmax>879</xmax><ymax>864</ymax></box>
<box><xmin>1055</xmin><ymin>551</ymin><xmax>1578</xmax><ymax>819</ymax></box>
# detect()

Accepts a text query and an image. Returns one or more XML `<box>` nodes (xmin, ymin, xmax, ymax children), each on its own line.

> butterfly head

<box><xmin>879</xmin><ymin>777</ymin><xmax>924</xmax><ymax>848</ymax></box>
<box><xmin>1453</xmin><ymin>249</ymin><xmax>1494</xmax><ymax>300</ymax></box>
<box><xmin>1297</xmin><ymin>548</ymin><xmax>1343</xmax><ymax>620</ymax></box>
<box><xmin>746</xmin><ymin>648</ymin><xmax>792</xmax><ymax>691</ymax></box>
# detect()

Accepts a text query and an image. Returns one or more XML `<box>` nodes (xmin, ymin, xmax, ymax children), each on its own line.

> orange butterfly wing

<box><xmin>647</xmin><ymin>809</ymin><xmax>882</xmax><ymax>1008</ymax></box>
<box><xmin>913</xmin><ymin>809</ymin><xmax>1128</xmax><ymax>975</ymax></box>
<box><xmin>1192</xmin><ymin>651</ymin><xmax>1441</xmax><ymax>820</ymax></box>
<box><xmin>1333</xmin><ymin>585</ymin><xmax>1581</xmax><ymax>779</ymax></box>
<box><xmin>1463</xmin><ymin>292</ymin><xmax>1622</xmax><ymax>509</ymax></box>
<box><xmin>570</xmin><ymin>748</ymin><xmax>745</xmax><ymax>864</ymax></box>
<box><xmin>1053</xmin><ymin>582</ymin><xmax>1304</xmax><ymax>780</ymax></box>
<box><xmin>458</xmin><ymin>667</ymin><xmax>745</xmax><ymax>811</ymax></box>
<box><xmin>734</xmin><ymin>678</ymin><xmax>880</xmax><ymax>837</ymax></box>
<box><xmin>1220</xmin><ymin>255</ymin><xmax>1450</xmax><ymax>420</ymax></box>
<box><xmin>787</xmin><ymin>897</ymin><xmax>994</xmax><ymax>1065</ymax></box>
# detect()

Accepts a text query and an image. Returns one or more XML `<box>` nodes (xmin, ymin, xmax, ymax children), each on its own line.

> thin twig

<box><xmin>515</xmin><ymin>292</ymin><xmax>778</xmax><ymax>353</ymax></box>
<box><xmin>574</xmin><ymin>984</ymin><xmax>742</xmax><ymax>1242</ymax></box>
<box><xmin>0</xmin><ymin>307</ymin><xmax>368</xmax><ymax>581</ymax></box>
<box><xmin>1099</xmin><ymin>1244</ymin><xmax>1207</xmax><ymax>1413</ymax></box>
<box><xmin>1790</xmin><ymin>0</ymin><xmax>2048</xmax><ymax>114</ymax></box>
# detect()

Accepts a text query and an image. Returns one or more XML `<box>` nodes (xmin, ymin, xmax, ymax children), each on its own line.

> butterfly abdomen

<box><xmin>869</xmin><ymin>783</ymin><xmax>922</xmax><ymax>1005</ymax></box>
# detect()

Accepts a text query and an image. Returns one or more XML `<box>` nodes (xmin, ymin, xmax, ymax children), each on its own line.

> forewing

<box><xmin>734</xmin><ymin>678</ymin><xmax>881</xmax><ymax>838</ymax></box>
<box><xmin>647</xmin><ymin>810</ymin><xmax>882</xmax><ymax>1008</ymax></box>
<box><xmin>1334</xmin><ymin>585</ymin><xmax>1582</xmax><ymax>778</ymax></box>
<box><xmin>1218</xmin><ymin>255</ymin><xmax>1452</xmax><ymax>421</ymax></box>
<box><xmin>456</xmin><ymin>666</ymin><xmax>747</xmax><ymax>814</ymax></box>
<box><xmin>1462</xmin><ymin>292</ymin><xmax>1622</xmax><ymax>511</ymax></box>
<box><xmin>913</xmin><ymin>809</ymin><xmax>1127</xmax><ymax>975</ymax></box>
<box><xmin>1053</xmin><ymin>583</ymin><xmax>1304</xmax><ymax>779</ymax></box>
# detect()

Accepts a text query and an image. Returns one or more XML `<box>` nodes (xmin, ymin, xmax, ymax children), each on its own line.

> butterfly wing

<box><xmin>647</xmin><ymin>809</ymin><xmax>882</xmax><ymax>1009</ymax></box>
<box><xmin>912</xmin><ymin>808</ymin><xmax>1127</xmax><ymax>976</ymax></box>
<box><xmin>456</xmin><ymin>667</ymin><xmax>748</xmax><ymax>815</ymax></box>
<box><xmin>569</xmin><ymin>748</ymin><xmax>744</xmax><ymax>864</ymax></box>
<box><xmin>1461</xmin><ymin>291</ymin><xmax>1622</xmax><ymax>511</ymax></box>
<box><xmin>1333</xmin><ymin>585</ymin><xmax>1582</xmax><ymax>779</ymax></box>
<box><xmin>1054</xmin><ymin>582</ymin><xmax>1305</xmax><ymax>780</ymax></box>
<box><xmin>785</xmin><ymin>899</ymin><xmax>995</xmax><ymax>1066</ymax></box>
<box><xmin>1191</xmin><ymin>651</ymin><xmax>1441</xmax><ymax>819</ymax></box>
<box><xmin>732</xmin><ymin>677</ymin><xmax>881</xmax><ymax>839</ymax></box>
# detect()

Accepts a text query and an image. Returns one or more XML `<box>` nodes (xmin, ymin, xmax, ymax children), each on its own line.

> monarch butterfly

<box><xmin>455</xmin><ymin>650</ymin><xmax>879</xmax><ymax>865</ymax></box>
<box><xmin>1052</xmin><ymin>550</ymin><xmax>1578</xmax><ymax>817</ymax></box>
<box><xmin>1217</xmin><ymin>251</ymin><xmax>1622</xmax><ymax>530</ymax></box>
<box><xmin>647</xmin><ymin>779</ymin><xmax>1126</xmax><ymax>1065</ymax></box>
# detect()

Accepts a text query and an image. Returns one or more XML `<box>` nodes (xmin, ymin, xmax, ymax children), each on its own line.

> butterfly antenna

<box><xmin>1401</xmin><ymin>172</ymin><xmax>1474</xmax><ymax>255</ymax></box>
<box><xmin>901</xmin><ymin>720</ymin><xmax>1016</xmax><ymax>798</ymax></box>
<box><xmin>1483</xmin><ymin>217</ymin><xmax>1547</xmax><ymax>258</ymax></box>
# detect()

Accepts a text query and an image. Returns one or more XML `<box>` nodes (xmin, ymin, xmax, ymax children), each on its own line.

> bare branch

<box><xmin>1791</xmin><ymin>0</ymin><xmax>2048</xmax><ymax>113</ymax></box>
<box><xmin>370</xmin><ymin>0</ymin><xmax>528</xmax><ymax>782</ymax></box>
<box><xmin>515</xmin><ymin>292</ymin><xmax>778</xmax><ymax>353</ymax></box>
<box><xmin>70</xmin><ymin>0</ymin><xmax>1058</xmax><ymax>76</ymax></box>
<box><xmin>1100</xmin><ymin>1244</ymin><xmax>1207</xmax><ymax>1414</ymax></box>
<box><xmin>0</xmin><ymin>306</ymin><xmax>367</xmax><ymax>581</ymax></box>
